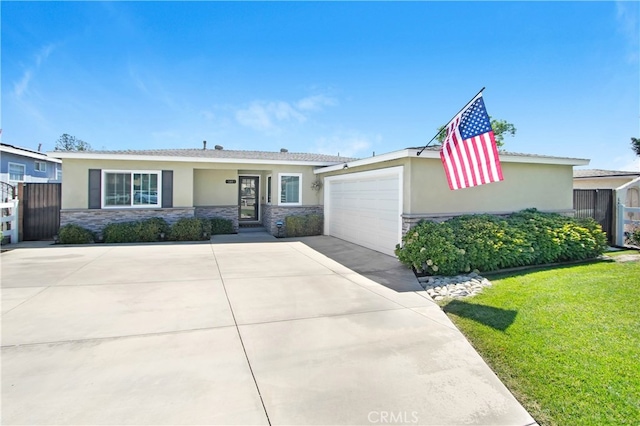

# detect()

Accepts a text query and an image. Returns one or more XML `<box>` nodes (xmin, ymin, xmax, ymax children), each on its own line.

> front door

<box><xmin>239</xmin><ymin>176</ymin><xmax>259</xmax><ymax>221</ymax></box>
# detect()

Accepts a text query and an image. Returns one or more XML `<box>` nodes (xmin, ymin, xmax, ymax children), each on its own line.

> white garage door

<box><xmin>324</xmin><ymin>166</ymin><xmax>403</xmax><ymax>256</ymax></box>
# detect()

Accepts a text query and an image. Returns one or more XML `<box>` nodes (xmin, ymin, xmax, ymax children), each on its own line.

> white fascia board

<box><xmin>315</xmin><ymin>149</ymin><xmax>413</xmax><ymax>174</ymax></box>
<box><xmin>574</xmin><ymin>174</ymin><xmax>639</xmax><ymax>180</ymax></box>
<box><xmin>46</xmin><ymin>152</ymin><xmax>341</xmax><ymax>167</ymax></box>
<box><xmin>2</xmin><ymin>146</ymin><xmax>62</xmax><ymax>163</ymax></box>
<box><xmin>315</xmin><ymin>147</ymin><xmax>589</xmax><ymax>174</ymax></box>
<box><xmin>617</xmin><ymin>176</ymin><xmax>640</xmax><ymax>191</ymax></box>
<box><xmin>499</xmin><ymin>154</ymin><xmax>589</xmax><ymax>166</ymax></box>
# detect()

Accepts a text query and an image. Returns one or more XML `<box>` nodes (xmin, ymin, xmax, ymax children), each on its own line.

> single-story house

<box><xmin>51</xmin><ymin>145</ymin><xmax>588</xmax><ymax>256</ymax></box>
<box><xmin>1</xmin><ymin>143</ymin><xmax>62</xmax><ymax>185</ymax></box>
<box><xmin>573</xmin><ymin>169</ymin><xmax>640</xmax><ymax>244</ymax></box>
<box><xmin>573</xmin><ymin>169</ymin><xmax>640</xmax><ymax>190</ymax></box>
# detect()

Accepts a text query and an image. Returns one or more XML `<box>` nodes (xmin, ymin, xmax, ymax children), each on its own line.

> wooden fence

<box><xmin>19</xmin><ymin>183</ymin><xmax>61</xmax><ymax>241</ymax></box>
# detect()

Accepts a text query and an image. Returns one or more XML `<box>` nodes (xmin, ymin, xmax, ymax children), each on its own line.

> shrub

<box><xmin>137</xmin><ymin>217</ymin><xmax>170</xmax><ymax>242</ymax></box>
<box><xmin>448</xmin><ymin>214</ymin><xmax>533</xmax><ymax>272</ymax></box>
<box><xmin>170</xmin><ymin>218</ymin><xmax>210</xmax><ymax>241</ymax></box>
<box><xmin>394</xmin><ymin>221</ymin><xmax>465</xmax><ymax>276</ymax></box>
<box><xmin>629</xmin><ymin>226</ymin><xmax>640</xmax><ymax>246</ymax></box>
<box><xmin>102</xmin><ymin>218</ymin><xmax>170</xmax><ymax>243</ymax></box>
<box><xmin>58</xmin><ymin>224</ymin><xmax>94</xmax><ymax>244</ymax></box>
<box><xmin>284</xmin><ymin>214</ymin><xmax>323</xmax><ymax>237</ymax></box>
<box><xmin>102</xmin><ymin>222</ymin><xmax>140</xmax><ymax>243</ymax></box>
<box><xmin>395</xmin><ymin>210</ymin><xmax>608</xmax><ymax>276</ymax></box>
<box><xmin>210</xmin><ymin>217</ymin><xmax>234</xmax><ymax>235</ymax></box>
<box><xmin>507</xmin><ymin>210</ymin><xmax>566</xmax><ymax>264</ymax></box>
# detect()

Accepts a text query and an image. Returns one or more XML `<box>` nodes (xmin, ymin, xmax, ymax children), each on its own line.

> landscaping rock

<box><xmin>419</xmin><ymin>273</ymin><xmax>494</xmax><ymax>300</ymax></box>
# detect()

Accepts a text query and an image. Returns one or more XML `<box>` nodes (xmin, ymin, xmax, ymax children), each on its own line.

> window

<box><xmin>35</xmin><ymin>161</ymin><xmax>47</xmax><ymax>172</ymax></box>
<box><xmin>102</xmin><ymin>170</ymin><xmax>160</xmax><ymax>208</ymax></box>
<box><xmin>8</xmin><ymin>163</ymin><xmax>25</xmax><ymax>182</ymax></box>
<box><xmin>266</xmin><ymin>175</ymin><xmax>272</xmax><ymax>204</ymax></box>
<box><xmin>278</xmin><ymin>173</ymin><xmax>302</xmax><ymax>205</ymax></box>
<box><xmin>56</xmin><ymin>167</ymin><xmax>62</xmax><ymax>181</ymax></box>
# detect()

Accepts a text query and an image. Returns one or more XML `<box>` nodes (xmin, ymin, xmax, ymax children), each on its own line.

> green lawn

<box><xmin>442</xmin><ymin>260</ymin><xmax>640</xmax><ymax>426</ymax></box>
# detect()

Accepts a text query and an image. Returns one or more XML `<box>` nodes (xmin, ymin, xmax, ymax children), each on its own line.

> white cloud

<box><xmin>236</xmin><ymin>100</ymin><xmax>306</xmax><ymax>132</ymax></box>
<box><xmin>313</xmin><ymin>132</ymin><xmax>379</xmax><ymax>158</ymax></box>
<box><xmin>13</xmin><ymin>43</ymin><xmax>57</xmax><ymax>99</ymax></box>
<box><xmin>297</xmin><ymin>94</ymin><xmax>337</xmax><ymax>111</ymax></box>
<box><xmin>616</xmin><ymin>1</ymin><xmax>639</xmax><ymax>62</ymax></box>
<box><xmin>13</xmin><ymin>70</ymin><xmax>32</xmax><ymax>98</ymax></box>
<box><xmin>128</xmin><ymin>66</ymin><xmax>149</xmax><ymax>94</ymax></box>
<box><xmin>35</xmin><ymin>44</ymin><xmax>55</xmax><ymax>67</ymax></box>
<box><xmin>236</xmin><ymin>95</ymin><xmax>337</xmax><ymax>132</ymax></box>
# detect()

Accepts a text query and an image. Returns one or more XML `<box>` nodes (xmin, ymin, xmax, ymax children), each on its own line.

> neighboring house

<box><xmin>573</xmin><ymin>168</ymin><xmax>640</xmax><ymax>216</ymax></box>
<box><xmin>573</xmin><ymin>169</ymin><xmax>640</xmax><ymax>244</ymax></box>
<box><xmin>573</xmin><ymin>169</ymin><xmax>640</xmax><ymax>190</ymax></box>
<box><xmin>51</xmin><ymin>145</ymin><xmax>587</xmax><ymax>256</ymax></box>
<box><xmin>1</xmin><ymin>143</ymin><xmax>62</xmax><ymax>185</ymax></box>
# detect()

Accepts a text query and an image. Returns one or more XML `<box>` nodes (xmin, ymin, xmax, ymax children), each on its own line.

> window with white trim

<box><xmin>266</xmin><ymin>175</ymin><xmax>272</xmax><ymax>204</ymax></box>
<box><xmin>35</xmin><ymin>161</ymin><xmax>47</xmax><ymax>172</ymax></box>
<box><xmin>278</xmin><ymin>173</ymin><xmax>302</xmax><ymax>205</ymax></box>
<box><xmin>102</xmin><ymin>170</ymin><xmax>161</xmax><ymax>208</ymax></box>
<box><xmin>9</xmin><ymin>163</ymin><xmax>26</xmax><ymax>182</ymax></box>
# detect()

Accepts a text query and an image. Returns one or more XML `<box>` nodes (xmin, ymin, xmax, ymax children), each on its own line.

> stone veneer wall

<box><xmin>60</xmin><ymin>208</ymin><xmax>196</xmax><ymax>234</ymax></box>
<box><xmin>261</xmin><ymin>204</ymin><xmax>323</xmax><ymax>236</ymax></box>
<box><xmin>194</xmin><ymin>206</ymin><xmax>239</xmax><ymax>232</ymax></box>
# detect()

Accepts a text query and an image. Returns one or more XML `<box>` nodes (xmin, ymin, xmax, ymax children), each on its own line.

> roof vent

<box><xmin>202</xmin><ymin>140</ymin><xmax>207</xmax><ymax>150</ymax></box>
<box><xmin>214</xmin><ymin>145</ymin><xmax>223</xmax><ymax>150</ymax></box>
<box><xmin>280</xmin><ymin>148</ymin><xmax>288</xmax><ymax>153</ymax></box>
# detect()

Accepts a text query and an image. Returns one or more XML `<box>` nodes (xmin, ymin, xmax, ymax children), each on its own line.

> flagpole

<box><xmin>416</xmin><ymin>87</ymin><xmax>486</xmax><ymax>156</ymax></box>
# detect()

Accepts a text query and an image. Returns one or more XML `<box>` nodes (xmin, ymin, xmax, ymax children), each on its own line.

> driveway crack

<box><xmin>209</xmin><ymin>243</ymin><xmax>272</xmax><ymax>426</ymax></box>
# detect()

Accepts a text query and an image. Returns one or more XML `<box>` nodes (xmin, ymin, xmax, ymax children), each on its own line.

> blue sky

<box><xmin>2</xmin><ymin>1</ymin><xmax>639</xmax><ymax>170</ymax></box>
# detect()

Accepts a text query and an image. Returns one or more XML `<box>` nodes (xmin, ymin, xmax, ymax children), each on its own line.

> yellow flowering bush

<box><xmin>395</xmin><ymin>209</ymin><xmax>607</xmax><ymax>276</ymax></box>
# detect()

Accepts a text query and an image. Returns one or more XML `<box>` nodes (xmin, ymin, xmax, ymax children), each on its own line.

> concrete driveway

<box><xmin>1</xmin><ymin>237</ymin><xmax>535</xmax><ymax>425</ymax></box>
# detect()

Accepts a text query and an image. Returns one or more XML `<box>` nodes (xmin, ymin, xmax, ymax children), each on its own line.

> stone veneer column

<box><xmin>261</xmin><ymin>205</ymin><xmax>323</xmax><ymax>236</ymax></box>
<box><xmin>194</xmin><ymin>206</ymin><xmax>239</xmax><ymax>232</ymax></box>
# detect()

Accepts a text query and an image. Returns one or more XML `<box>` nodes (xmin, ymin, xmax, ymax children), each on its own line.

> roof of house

<box><xmin>1</xmin><ymin>143</ymin><xmax>62</xmax><ymax>163</ymax></box>
<box><xmin>573</xmin><ymin>169</ymin><xmax>640</xmax><ymax>179</ymax></box>
<box><xmin>48</xmin><ymin>145</ymin><xmax>590</xmax><ymax>170</ymax></box>
<box><xmin>315</xmin><ymin>147</ymin><xmax>590</xmax><ymax>174</ymax></box>
<box><xmin>49</xmin><ymin>148</ymin><xmax>356</xmax><ymax>166</ymax></box>
<box><xmin>408</xmin><ymin>146</ymin><xmax>590</xmax><ymax>161</ymax></box>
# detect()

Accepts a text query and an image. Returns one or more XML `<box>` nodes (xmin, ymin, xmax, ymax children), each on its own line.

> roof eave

<box><xmin>315</xmin><ymin>148</ymin><xmax>590</xmax><ymax>174</ymax></box>
<box><xmin>2</xmin><ymin>146</ymin><xmax>62</xmax><ymax>163</ymax></box>
<box><xmin>47</xmin><ymin>151</ymin><xmax>343</xmax><ymax>167</ymax></box>
<box><xmin>574</xmin><ymin>173</ymin><xmax>640</xmax><ymax>179</ymax></box>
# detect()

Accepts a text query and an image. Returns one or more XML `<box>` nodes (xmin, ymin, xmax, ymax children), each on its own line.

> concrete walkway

<box><xmin>1</xmin><ymin>236</ymin><xmax>536</xmax><ymax>425</ymax></box>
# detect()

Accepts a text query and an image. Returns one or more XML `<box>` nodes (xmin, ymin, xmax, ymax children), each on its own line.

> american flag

<box><xmin>440</xmin><ymin>94</ymin><xmax>503</xmax><ymax>190</ymax></box>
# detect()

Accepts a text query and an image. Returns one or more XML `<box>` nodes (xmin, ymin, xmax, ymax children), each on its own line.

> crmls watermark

<box><xmin>367</xmin><ymin>411</ymin><xmax>419</xmax><ymax>424</ymax></box>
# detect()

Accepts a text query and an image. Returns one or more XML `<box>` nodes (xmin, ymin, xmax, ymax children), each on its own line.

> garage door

<box><xmin>324</xmin><ymin>167</ymin><xmax>403</xmax><ymax>256</ymax></box>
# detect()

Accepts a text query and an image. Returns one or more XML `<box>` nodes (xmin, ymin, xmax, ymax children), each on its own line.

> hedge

<box><xmin>169</xmin><ymin>217</ymin><xmax>210</xmax><ymax>241</ymax></box>
<box><xmin>58</xmin><ymin>224</ymin><xmax>95</xmax><ymax>244</ymax></box>
<box><xmin>284</xmin><ymin>214</ymin><xmax>323</xmax><ymax>237</ymax></box>
<box><xmin>103</xmin><ymin>218</ymin><xmax>171</xmax><ymax>243</ymax></box>
<box><xmin>395</xmin><ymin>209</ymin><xmax>608</xmax><ymax>276</ymax></box>
<box><xmin>59</xmin><ymin>216</ymin><xmax>225</xmax><ymax>244</ymax></box>
<box><xmin>210</xmin><ymin>217</ymin><xmax>234</xmax><ymax>235</ymax></box>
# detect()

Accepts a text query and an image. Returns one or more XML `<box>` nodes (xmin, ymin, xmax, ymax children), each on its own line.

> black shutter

<box><xmin>88</xmin><ymin>169</ymin><xmax>101</xmax><ymax>209</ymax></box>
<box><xmin>162</xmin><ymin>170</ymin><xmax>173</xmax><ymax>208</ymax></box>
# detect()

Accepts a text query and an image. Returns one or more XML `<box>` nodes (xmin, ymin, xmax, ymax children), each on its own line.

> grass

<box><xmin>442</xmin><ymin>260</ymin><xmax>640</xmax><ymax>426</ymax></box>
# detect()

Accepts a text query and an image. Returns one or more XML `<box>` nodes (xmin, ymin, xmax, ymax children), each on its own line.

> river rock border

<box><xmin>418</xmin><ymin>272</ymin><xmax>493</xmax><ymax>301</ymax></box>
